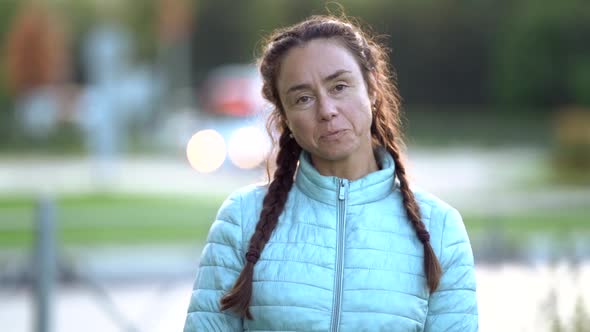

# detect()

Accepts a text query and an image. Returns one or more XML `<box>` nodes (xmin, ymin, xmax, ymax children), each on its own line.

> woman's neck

<box><xmin>310</xmin><ymin>149</ymin><xmax>379</xmax><ymax>181</ymax></box>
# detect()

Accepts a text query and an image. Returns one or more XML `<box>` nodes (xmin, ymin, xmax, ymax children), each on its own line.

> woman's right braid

<box><xmin>369</xmin><ymin>80</ymin><xmax>442</xmax><ymax>292</ymax></box>
<box><xmin>386</xmin><ymin>143</ymin><xmax>442</xmax><ymax>292</ymax></box>
<box><xmin>220</xmin><ymin>131</ymin><xmax>301</xmax><ymax>319</ymax></box>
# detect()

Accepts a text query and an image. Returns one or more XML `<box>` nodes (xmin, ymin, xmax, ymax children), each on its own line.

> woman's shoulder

<box><xmin>227</xmin><ymin>182</ymin><xmax>268</xmax><ymax>205</ymax></box>
<box><xmin>410</xmin><ymin>186</ymin><xmax>471</xmax><ymax>255</ymax></box>
<box><xmin>216</xmin><ymin>182</ymin><xmax>268</xmax><ymax>221</ymax></box>
<box><xmin>410</xmin><ymin>186</ymin><xmax>457</xmax><ymax>221</ymax></box>
<box><xmin>226</xmin><ymin>182</ymin><xmax>269</xmax><ymax>201</ymax></box>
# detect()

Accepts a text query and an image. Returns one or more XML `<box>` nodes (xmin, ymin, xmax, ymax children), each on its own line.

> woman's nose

<box><xmin>317</xmin><ymin>96</ymin><xmax>338</xmax><ymax>121</ymax></box>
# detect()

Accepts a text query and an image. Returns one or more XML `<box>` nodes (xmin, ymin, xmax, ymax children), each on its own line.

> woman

<box><xmin>184</xmin><ymin>15</ymin><xmax>478</xmax><ymax>331</ymax></box>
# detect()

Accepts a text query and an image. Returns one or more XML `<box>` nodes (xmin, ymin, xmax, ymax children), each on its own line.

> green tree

<box><xmin>493</xmin><ymin>0</ymin><xmax>590</xmax><ymax>109</ymax></box>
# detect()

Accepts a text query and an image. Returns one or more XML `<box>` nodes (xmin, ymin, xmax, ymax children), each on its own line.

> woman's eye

<box><xmin>296</xmin><ymin>96</ymin><xmax>311</xmax><ymax>104</ymax></box>
<box><xmin>333</xmin><ymin>84</ymin><xmax>348</xmax><ymax>92</ymax></box>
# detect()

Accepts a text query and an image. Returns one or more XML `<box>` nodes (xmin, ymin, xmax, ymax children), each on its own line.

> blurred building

<box><xmin>3</xmin><ymin>1</ymin><xmax>72</xmax><ymax>137</ymax></box>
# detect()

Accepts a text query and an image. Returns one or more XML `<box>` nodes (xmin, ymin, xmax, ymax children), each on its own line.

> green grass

<box><xmin>464</xmin><ymin>209</ymin><xmax>590</xmax><ymax>259</ymax></box>
<box><xmin>465</xmin><ymin>210</ymin><xmax>590</xmax><ymax>235</ymax></box>
<box><xmin>0</xmin><ymin>193</ymin><xmax>226</xmax><ymax>248</ymax></box>
<box><xmin>0</xmin><ymin>193</ymin><xmax>588</xmax><ymax>249</ymax></box>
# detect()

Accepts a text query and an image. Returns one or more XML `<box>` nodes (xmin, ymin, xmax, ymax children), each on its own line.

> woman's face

<box><xmin>277</xmin><ymin>38</ymin><xmax>375</xmax><ymax>168</ymax></box>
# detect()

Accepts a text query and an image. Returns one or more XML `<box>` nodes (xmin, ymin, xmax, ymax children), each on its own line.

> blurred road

<box><xmin>0</xmin><ymin>155</ymin><xmax>260</xmax><ymax>196</ymax></box>
<box><xmin>1</xmin><ymin>147</ymin><xmax>589</xmax><ymax>214</ymax></box>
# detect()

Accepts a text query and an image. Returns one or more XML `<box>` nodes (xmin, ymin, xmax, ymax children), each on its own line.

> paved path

<box><xmin>1</xmin><ymin>147</ymin><xmax>589</xmax><ymax>214</ymax></box>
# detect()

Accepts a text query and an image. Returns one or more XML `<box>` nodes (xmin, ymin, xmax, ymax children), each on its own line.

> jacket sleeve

<box><xmin>425</xmin><ymin>207</ymin><xmax>478</xmax><ymax>331</ymax></box>
<box><xmin>183</xmin><ymin>192</ymin><xmax>245</xmax><ymax>332</ymax></box>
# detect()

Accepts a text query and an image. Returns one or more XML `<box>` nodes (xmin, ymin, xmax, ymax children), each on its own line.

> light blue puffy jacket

<box><xmin>184</xmin><ymin>150</ymin><xmax>478</xmax><ymax>331</ymax></box>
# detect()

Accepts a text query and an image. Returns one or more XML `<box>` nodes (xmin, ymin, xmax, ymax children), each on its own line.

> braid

<box><xmin>220</xmin><ymin>131</ymin><xmax>301</xmax><ymax>319</ymax></box>
<box><xmin>368</xmin><ymin>64</ymin><xmax>443</xmax><ymax>291</ymax></box>
<box><xmin>386</xmin><ymin>143</ymin><xmax>442</xmax><ymax>291</ymax></box>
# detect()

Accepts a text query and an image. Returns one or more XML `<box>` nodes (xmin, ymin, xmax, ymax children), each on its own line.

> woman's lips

<box><xmin>320</xmin><ymin>129</ymin><xmax>346</xmax><ymax>140</ymax></box>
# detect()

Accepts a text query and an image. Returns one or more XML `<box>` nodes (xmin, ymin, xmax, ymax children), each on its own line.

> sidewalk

<box><xmin>1</xmin><ymin>147</ymin><xmax>589</xmax><ymax>213</ymax></box>
<box><xmin>0</xmin><ymin>155</ymin><xmax>260</xmax><ymax>195</ymax></box>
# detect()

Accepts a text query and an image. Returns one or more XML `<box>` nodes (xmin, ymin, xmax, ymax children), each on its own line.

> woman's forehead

<box><xmin>277</xmin><ymin>39</ymin><xmax>363</xmax><ymax>91</ymax></box>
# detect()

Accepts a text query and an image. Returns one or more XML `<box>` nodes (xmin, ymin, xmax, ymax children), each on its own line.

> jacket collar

<box><xmin>294</xmin><ymin>147</ymin><xmax>397</xmax><ymax>206</ymax></box>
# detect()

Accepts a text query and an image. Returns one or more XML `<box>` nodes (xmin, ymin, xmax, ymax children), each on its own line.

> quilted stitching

<box><xmin>183</xmin><ymin>151</ymin><xmax>478</xmax><ymax>332</ymax></box>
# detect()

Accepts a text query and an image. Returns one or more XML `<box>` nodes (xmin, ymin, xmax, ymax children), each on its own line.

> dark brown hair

<box><xmin>220</xmin><ymin>15</ymin><xmax>442</xmax><ymax>319</ymax></box>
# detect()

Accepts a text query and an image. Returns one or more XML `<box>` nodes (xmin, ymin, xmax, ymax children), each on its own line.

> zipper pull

<box><xmin>338</xmin><ymin>179</ymin><xmax>348</xmax><ymax>200</ymax></box>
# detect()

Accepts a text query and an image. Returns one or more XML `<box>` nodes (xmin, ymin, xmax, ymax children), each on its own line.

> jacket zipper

<box><xmin>330</xmin><ymin>178</ymin><xmax>349</xmax><ymax>332</ymax></box>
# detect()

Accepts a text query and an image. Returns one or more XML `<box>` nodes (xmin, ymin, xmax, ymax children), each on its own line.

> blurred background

<box><xmin>0</xmin><ymin>0</ymin><xmax>589</xmax><ymax>331</ymax></box>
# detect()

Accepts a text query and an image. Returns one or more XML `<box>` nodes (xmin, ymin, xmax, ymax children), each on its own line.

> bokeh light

<box><xmin>186</xmin><ymin>129</ymin><xmax>226</xmax><ymax>173</ymax></box>
<box><xmin>227</xmin><ymin>126</ymin><xmax>270</xmax><ymax>169</ymax></box>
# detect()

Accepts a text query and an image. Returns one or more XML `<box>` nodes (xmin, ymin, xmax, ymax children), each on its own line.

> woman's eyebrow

<box><xmin>323</xmin><ymin>69</ymin><xmax>352</xmax><ymax>82</ymax></box>
<box><xmin>285</xmin><ymin>69</ymin><xmax>352</xmax><ymax>95</ymax></box>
